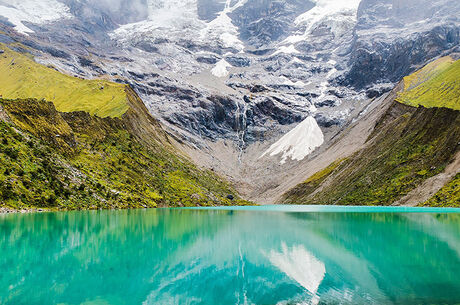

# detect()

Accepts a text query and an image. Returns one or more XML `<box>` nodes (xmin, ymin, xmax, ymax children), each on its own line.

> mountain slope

<box><xmin>396</xmin><ymin>56</ymin><xmax>460</xmax><ymax>110</ymax></box>
<box><xmin>0</xmin><ymin>46</ymin><xmax>247</xmax><ymax>209</ymax></box>
<box><xmin>423</xmin><ymin>173</ymin><xmax>460</xmax><ymax>207</ymax></box>
<box><xmin>281</xmin><ymin>57</ymin><xmax>460</xmax><ymax>206</ymax></box>
<box><xmin>0</xmin><ymin>1</ymin><xmax>459</xmax><ymax>206</ymax></box>
<box><xmin>0</xmin><ymin>45</ymin><xmax>129</xmax><ymax>118</ymax></box>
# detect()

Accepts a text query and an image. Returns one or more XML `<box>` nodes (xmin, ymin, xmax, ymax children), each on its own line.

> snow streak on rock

<box><xmin>261</xmin><ymin>116</ymin><xmax>324</xmax><ymax>164</ymax></box>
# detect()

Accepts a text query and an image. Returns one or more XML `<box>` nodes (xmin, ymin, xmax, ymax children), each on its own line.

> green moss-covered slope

<box><xmin>0</xmin><ymin>98</ymin><xmax>247</xmax><ymax>210</ymax></box>
<box><xmin>422</xmin><ymin>174</ymin><xmax>460</xmax><ymax>207</ymax></box>
<box><xmin>397</xmin><ymin>56</ymin><xmax>460</xmax><ymax>110</ymax></box>
<box><xmin>282</xmin><ymin>159</ymin><xmax>347</xmax><ymax>203</ymax></box>
<box><xmin>0</xmin><ymin>45</ymin><xmax>129</xmax><ymax>118</ymax></box>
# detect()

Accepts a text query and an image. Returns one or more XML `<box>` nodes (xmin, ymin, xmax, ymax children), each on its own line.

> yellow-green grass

<box><xmin>397</xmin><ymin>56</ymin><xmax>460</xmax><ymax>110</ymax></box>
<box><xmin>421</xmin><ymin>173</ymin><xmax>460</xmax><ymax>208</ymax></box>
<box><xmin>0</xmin><ymin>45</ymin><xmax>129</xmax><ymax>118</ymax></box>
<box><xmin>303</xmin><ymin>158</ymin><xmax>346</xmax><ymax>185</ymax></box>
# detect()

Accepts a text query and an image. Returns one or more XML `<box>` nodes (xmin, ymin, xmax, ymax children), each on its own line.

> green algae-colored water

<box><xmin>1</xmin><ymin>206</ymin><xmax>460</xmax><ymax>304</ymax></box>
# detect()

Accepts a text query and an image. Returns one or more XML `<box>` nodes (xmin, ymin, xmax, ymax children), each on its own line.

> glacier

<box><xmin>211</xmin><ymin>59</ymin><xmax>231</xmax><ymax>77</ymax></box>
<box><xmin>260</xmin><ymin>116</ymin><xmax>325</xmax><ymax>164</ymax></box>
<box><xmin>0</xmin><ymin>0</ymin><xmax>71</xmax><ymax>35</ymax></box>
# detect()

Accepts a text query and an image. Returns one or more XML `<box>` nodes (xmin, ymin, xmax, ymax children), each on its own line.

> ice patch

<box><xmin>273</xmin><ymin>45</ymin><xmax>300</xmax><ymax>55</ymax></box>
<box><xmin>211</xmin><ymin>59</ymin><xmax>231</xmax><ymax>77</ymax></box>
<box><xmin>111</xmin><ymin>0</ymin><xmax>201</xmax><ymax>42</ymax></box>
<box><xmin>266</xmin><ymin>243</ymin><xmax>325</xmax><ymax>303</ymax></box>
<box><xmin>200</xmin><ymin>0</ymin><xmax>246</xmax><ymax>52</ymax></box>
<box><xmin>282</xmin><ymin>0</ymin><xmax>360</xmax><ymax>46</ymax></box>
<box><xmin>295</xmin><ymin>0</ymin><xmax>360</xmax><ymax>35</ymax></box>
<box><xmin>260</xmin><ymin>116</ymin><xmax>324</xmax><ymax>164</ymax></box>
<box><xmin>201</xmin><ymin>12</ymin><xmax>243</xmax><ymax>51</ymax></box>
<box><xmin>0</xmin><ymin>0</ymin><xmax>71</xmax><ymax>35</ymax></box>
<box><xmin>280</xmin><ymin>76</ymin><xmax>306</xmax><ymax>87</ymax></box>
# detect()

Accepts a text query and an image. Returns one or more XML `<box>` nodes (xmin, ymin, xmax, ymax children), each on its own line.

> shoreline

<box><xmin>0</xmin><ymin>206</ymin><xmax>48</xmax><ymax>214</ymax></box>
<box><xmin>2</xmin><ymin>204</ymin><xmax>460</xmax><ymax>215</ymax></box>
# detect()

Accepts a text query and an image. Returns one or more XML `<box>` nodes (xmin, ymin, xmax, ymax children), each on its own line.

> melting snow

<box><xmin>211</xmin><ymin>59</ymin><xmax>231</xmax><ymax>77</ymax></box>
<box><xmin>111</xmin><ymin>0</ymin><xmax>201</xmax><ymax>42</ymax></box>
<box><xmin>0</xmin><ymin>0</ymin><xmax>71</xmax><ymax>35</ymax></box>
<box><xmin>200</xmin><ymin>0</ymin><xmax>246</xmax><ymax>52</ymax></box>
<box><xmin>266</xmin><ymin>243</ymin><xmax>325</xmax><ymax>303</ymax></box>
<box><xmin>281</xmin><ymin>0</ymin><xmax>360</xmax><ymax>48</ymax></box>
<box><xmin>261</xmin><ymin>116</ymin><xmax>324</xmax><ymax>164</ymax></box>
<box><xmin>280</xmin><ymin>76</ymin><xmax>306</xmax><ymax>87</ymax></box>
<box><xmin>273</xmin><ymin>44</ymin><xmax>300</xmax><ymax>55</ymax></box>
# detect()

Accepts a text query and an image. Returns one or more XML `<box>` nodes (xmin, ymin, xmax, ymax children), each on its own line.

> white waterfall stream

<box><xmin>235</xmin><ymin>100</ymin><xmax>248</xmax><ymax>164</ymax></box>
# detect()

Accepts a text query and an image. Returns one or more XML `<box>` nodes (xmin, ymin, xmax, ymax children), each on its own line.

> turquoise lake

<box><xmin>1</xmin><ymin>205</ymin><xmax>460</xmax><ymax>305</ymax></box>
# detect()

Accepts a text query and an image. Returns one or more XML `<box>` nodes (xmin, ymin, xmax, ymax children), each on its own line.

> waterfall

<box><xmin>235</xmin><ymin>100</ymin><xmax>248</xmax><ymax>164</ymax></box>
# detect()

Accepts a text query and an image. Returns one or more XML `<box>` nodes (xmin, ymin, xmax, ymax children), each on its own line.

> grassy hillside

<box><xmin>282</xmin><ymin>57</ymin><xmax>460</xmax><ymax>206</ymax></box>
<box><xmin>422</xmin><ymin>174</ymin><xmax>460</xmax><ymax>207</ymax></box>
<box><xmin>0</xmin><ymin>98</ymin><xmax>246</xmax><ymax>209</ymax></box>
<box><xmin>397</xmin><ymin>56</ymin><xmax>460</xmax><ymax>110</ymax></box>
<box><xmin>0</xmin><ymin>45</ymin><xmax>129</xmax><ymax>118</ymax></box>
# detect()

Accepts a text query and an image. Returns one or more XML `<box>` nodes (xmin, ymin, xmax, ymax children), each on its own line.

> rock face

<box><xmin>229</xmin><ymin>0</ymin><xmax>315</xmax><ymax>47</ymax></box>
<box><xmin>0</xmin><ymin>0</ymin><xmax>459</xmax><ymax>202</ymax></box>
<box><xmin>342</xmin><ymin>0</ymin><xmax>460</xmax><ymax>89</ymax></box>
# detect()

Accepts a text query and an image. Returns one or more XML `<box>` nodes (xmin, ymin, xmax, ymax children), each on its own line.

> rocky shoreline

<box><xmin>0</xmin><ymin>206</ymin><xmax>47</xmax><ymax>214</ymax></box>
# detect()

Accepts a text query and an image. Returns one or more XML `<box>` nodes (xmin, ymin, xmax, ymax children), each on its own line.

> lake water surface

<box><xmin>1</xmin><ymin>206</ymin><xmax>460</xmax><ymax>305</ymax></box>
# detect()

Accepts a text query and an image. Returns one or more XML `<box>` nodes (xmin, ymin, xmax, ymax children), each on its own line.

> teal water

<box><xmin>1</xmin><ymin>205</ymin><xmax>460</xmax><ymax>305</ymax></box>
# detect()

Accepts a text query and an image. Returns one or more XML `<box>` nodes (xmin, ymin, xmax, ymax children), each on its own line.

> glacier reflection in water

<box><xmin>266</xmin><ymin>243</ymin><xmax>325</xmax><ymax>305</ymax></box>
<box><xmin>1</xmin><ymin>206</ymin><xmax>460</xmax><ymax>305</ymax></box>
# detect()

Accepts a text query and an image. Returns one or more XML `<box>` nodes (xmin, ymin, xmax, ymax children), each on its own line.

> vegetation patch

<box><xmin>421</xmin><ymin>173</ymin><xmax>460</xmax><ymax>207</ymax></box>
<box><xmin>397</xmin><ymin>57</ymin><xmax>460</xmax><ymax>110</ymax></box>
<box><xmin>283</xmin><ymin>159</ymin><xmax>347</xmax><ymax>204</ymax></box>
<box><xmin>0</xmin><ymin>45</ymin><xmax>129</xmax><ymax>118</ymax></box>
<box><xmin>283</xmin><ymin>57</ymin><xmax>460</xmax><ymax>207</ymax></box>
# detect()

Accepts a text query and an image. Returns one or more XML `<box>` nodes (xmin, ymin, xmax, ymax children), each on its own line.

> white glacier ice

<box><xmin>200</xmin><ymin>0</ymin><xmax>247</xmax><ymax>51</ymax></box>
<box><xmin>260</xmin><ymin>116</ymin><xmax>324</xmax><ymax>164</ymax></box>
<box><xmin>0</xmin><ymin>0</ymin><xmax>71</xmax><ymax>35</ymax></box>
<box><xmin>272</xmin><ymin>44</ymin><xmax>300</xmax><ymax>55</ymax></box>
<box><xmin>211</xmin><ymin>59</ymin><xmax>231</xmax><ymax>77</ymax></box>
<box><xmin>281</xmin><ymin>0</ymin><xmax>360</xmax><ymax>46</ymax></box>
<box><xmin>113</xmin><ymin>0</ymin><xmax>245</xmax><ymax>53</ymax></box>
<box><xmin>112</xmin><ymin>0</ymin><xmax>200</xmax><ymax>39</ymax></box>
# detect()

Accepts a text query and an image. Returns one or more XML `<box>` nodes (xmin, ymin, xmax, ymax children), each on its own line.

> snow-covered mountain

<box><xmin>0</xmin><ymin>0</ymin><xmax>459</xmax><ymax>201</ymax></box>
